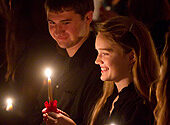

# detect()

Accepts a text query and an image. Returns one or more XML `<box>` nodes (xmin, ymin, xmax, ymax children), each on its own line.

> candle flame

<box><xmin>45</xmin><ymin>68</ymin><xmax>52</xmax><ymax>78</ymax></box>
<box><xmin>44</xmin><ymin>68</ymin><xmax>53</xmax><ymax>102</ymax></box>
<box><xmin>110</xmin><ymin>123</ymin><xmax>116</xmax><ymax>125</ymax></box>
<box><xmin>6</xmin><ymin>98</ymin><xmax>13</xmax><ymax>111</ymax></box>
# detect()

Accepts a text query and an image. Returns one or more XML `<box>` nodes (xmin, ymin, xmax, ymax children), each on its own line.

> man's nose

<box><xmin>54</xmin><ymin>24</ymin><xmax>64</xmax><ymax>34</ymax></box>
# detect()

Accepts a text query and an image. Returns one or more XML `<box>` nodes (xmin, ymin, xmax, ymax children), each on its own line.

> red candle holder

<box><xmin>42</xmin><ymin>100</ymin><xmax>61</xmax><ymax>114</ymax></box>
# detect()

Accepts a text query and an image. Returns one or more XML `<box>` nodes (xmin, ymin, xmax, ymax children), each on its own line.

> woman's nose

<box><xmin>95</xmin><ymin>55</ymin><xmax>103</xmax><ymax>65</ymax></box>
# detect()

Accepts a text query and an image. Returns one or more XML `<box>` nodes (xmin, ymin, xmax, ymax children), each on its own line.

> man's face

<box><xmin>47</xmin><ymin>10</ymin><xmax>90</xmax><ymax>49</ymax></box>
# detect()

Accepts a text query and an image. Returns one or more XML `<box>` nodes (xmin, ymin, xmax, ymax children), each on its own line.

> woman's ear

<box><xmin>128</xmin><ymin>50</ymin><xmax>136</xmax><ymax>65</ymax></box>
<box><xmin>84</xmin><ymin>11</ymin><xmax>93</xmax><ymax>24</ymax></box>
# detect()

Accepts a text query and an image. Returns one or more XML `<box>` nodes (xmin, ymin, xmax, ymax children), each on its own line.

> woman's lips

<box><xmin>101</xmin><ymin>67</ymin><xmax>108</xmax><ymax>73</ymax></box>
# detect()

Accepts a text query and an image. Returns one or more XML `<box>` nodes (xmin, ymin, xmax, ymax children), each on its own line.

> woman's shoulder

<box><xmin>114</xmin><ymin>83</ymin><xmax>154</xmax><ymax>125</ymax></box>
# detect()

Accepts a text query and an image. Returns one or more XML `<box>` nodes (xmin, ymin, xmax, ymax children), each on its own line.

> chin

<box><xmin>101</xmin><ymin>75</ymin><xmax>114</xmax><ymax>81</ymax></box>
<box><xmin>58</xmin><ymin>45</ymin><xmax>66</xmax><ymax>49</ymax></box>
<box><xmin>101</xmin><ymin>76</ymin><xmax>108</xmax><ymax>81</ymax></box>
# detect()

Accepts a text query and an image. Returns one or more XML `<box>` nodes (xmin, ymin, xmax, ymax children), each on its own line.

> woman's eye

<box><xmin>102</xmin><ymin>53</ymin><xmax>109</xmax><ymax>56</ymax></box>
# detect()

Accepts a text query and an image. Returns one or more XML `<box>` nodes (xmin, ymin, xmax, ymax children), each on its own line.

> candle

<box><xmin>6</xmin><ymin>98</ymin><xmax>13</xmax><ymax>111</ymax></box>
<box><xmin>48</xmin><ymin>77</ymin><xmax>53</xmax><ymax>102</ymax></box>
<box><xmin>45</xmin><ymin>68</ymin><xmax>53</xmax><ymax>102</ymax></box>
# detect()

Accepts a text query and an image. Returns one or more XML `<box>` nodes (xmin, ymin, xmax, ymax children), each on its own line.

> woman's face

<box><xmin>95</xmin><ymin>32</ymin><xmax>131</xmax><ymax>82</ymax></box>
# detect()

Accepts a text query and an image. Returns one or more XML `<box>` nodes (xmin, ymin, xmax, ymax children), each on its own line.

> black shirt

<box><xmin>95</xmin><ymin>83</ymin><xmax>154</xmax><ymax>125</ymax></box>
<box><xmin>40</xmin><ymin>31</ymin><xmax>103</xmax><ymax>125</ymax></box>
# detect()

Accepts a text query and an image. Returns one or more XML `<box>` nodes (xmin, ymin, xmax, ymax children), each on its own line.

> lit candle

<box><xmin>6</xmin><ymin>98</ymin><xmax>13</xmax><ymax>111</ymax></box>
<box><xmin>45</xmin><ymin>68</ymin><xmax>53</xmax><ymax>102</ymax></box>
<box><xmin>110</xmin><ymin>123</ymin><xmax>116</xmax><ymax>125</ymax></box>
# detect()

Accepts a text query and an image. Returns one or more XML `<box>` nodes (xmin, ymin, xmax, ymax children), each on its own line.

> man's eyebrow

<box><xmin>47</xmin><ymin>19</ymin><xmax>52</xmax><ymax>21</ymax></box>
<box><xmin>60</xmin><ymin>19</ymin><xmax>72</xmax><ymax>22</ymax></box>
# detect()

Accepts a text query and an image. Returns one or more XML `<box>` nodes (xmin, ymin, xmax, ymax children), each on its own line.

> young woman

<box><xmin>90</xmin><ymin>16</ymin><xmax>160</xmax><ymax>125</ymax></box>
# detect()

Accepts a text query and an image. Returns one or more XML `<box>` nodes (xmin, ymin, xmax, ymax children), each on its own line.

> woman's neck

<box><xmin>115</xmin><ymin>76</ymin><xmax>133</xmax><ymax>93</ymax></box>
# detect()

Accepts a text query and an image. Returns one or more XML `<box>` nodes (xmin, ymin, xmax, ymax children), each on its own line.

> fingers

<box><xmin>42</xmin><ymin>108</ymin><xmax>47</xmax><ymax>113</ymax></box>
<box><xmin>57</xmin><ymin>108</ymin><xmax>70</xmax><ymax>117</ymax></box>
<box><xmin>44</xmin><ymin>112</ymin><xmax>76</xmax><ymax>125</ymax></box>
<box><xmin>44</xmin><ymin>113</ymin><xmax>58</xmax><ymax>125</ymax></box>
<box><xmin>42</xmin><ymin>108</ymin><xmax>69</xmax><ymax>117</ymax></box>
<box><xmin>42</xmin><ymin>108</ymin><xmax>73</xmax><ymax>125</ymax></box>
<box><xmin>48</xmin><ymin>112</ymin><xmax>59</xmax><ymax>119</ymax></box>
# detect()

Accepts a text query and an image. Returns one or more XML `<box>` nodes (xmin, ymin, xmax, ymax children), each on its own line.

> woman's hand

<box><xmin>42</xmin><ymin>108</ymin><xmax>76</xmax><ymax>125</ymax></box>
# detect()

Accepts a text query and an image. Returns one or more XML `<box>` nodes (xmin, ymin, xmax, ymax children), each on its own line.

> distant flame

<box><xmin>110</xmin><ymin>123</ymin><xmax>116</xmax><ymax>125</ymax></box>
<box><xmin>6</xmin><ymin>98</ymin><xmax>13</xmax><ymax>111</ymax></box>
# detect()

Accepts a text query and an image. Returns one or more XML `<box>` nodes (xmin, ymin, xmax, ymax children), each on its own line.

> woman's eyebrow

<box><xmin>98</xmin><ymin>48</ymin><xmax>113</xmax><ymax>52</ymax></box>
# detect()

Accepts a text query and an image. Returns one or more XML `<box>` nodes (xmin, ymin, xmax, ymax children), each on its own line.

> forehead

<box><xmin>47</xmin><ymin>10</ymin><xmax>81</xmax><ymax>21</ymax></box>
<box><xmin>95</xmin><ymin>32</ymin><xmax>124</xmax><ymax>52</ymax></box>
<box><xmin>96</xmin><ymin>33</ymin><xmax>115</xmax><ymax>49</ymax></box>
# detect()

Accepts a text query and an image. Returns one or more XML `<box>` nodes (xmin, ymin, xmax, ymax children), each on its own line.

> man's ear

<box><xmin>128</xmin><ymin>50</ymin><xmax>136</xmax><ymax>65</ymax></box>
<box><xmin>84</xmin><ymin>11</ymin><xmax>93</xmax><ymax>24</ymax></box>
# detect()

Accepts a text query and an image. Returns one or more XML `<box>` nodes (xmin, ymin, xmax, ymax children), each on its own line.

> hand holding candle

<box><xmin>43</xmin><ymin>68</ymin><xmax>61</xmax><ymax>116</ymax></box>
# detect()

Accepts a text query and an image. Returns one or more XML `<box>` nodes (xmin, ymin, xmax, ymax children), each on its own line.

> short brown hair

<box><xmin>44</xmin><ymin>0</ymin><xmax>94</xmax><ymax>19</ymax></box>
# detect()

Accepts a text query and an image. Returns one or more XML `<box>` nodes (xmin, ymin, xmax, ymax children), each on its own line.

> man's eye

<box><xmin>63</xmin><ymin>22</ymin><xmax>70</xmax><ymax>25</ymax></box>
<box><xmin>48</xmin><ymin>21</ymin><xmax>55</xmax><ymax>25</ymax></box>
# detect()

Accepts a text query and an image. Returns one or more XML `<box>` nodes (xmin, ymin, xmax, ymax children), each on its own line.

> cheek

<box><xmin>71</xmin><ymin>22</ymin><xmax>85</xmax><ymax>34</ymax></box>
<box><xmin>72</xmin><ymin>24</ymin><xmax>81</xmax><ymax>34</ymax></box>
<box><xmin>79</xmin><ymin>23</ymin><xmax>87</xmax><ymax>36</ymax></box>
<box><xmin>66</xmin><ymin>27</ymin><xmax>79</xmax><ymax>40</ymax></box>
<box><xmin>49</xmin><ymin>27</ymin><xmax>57</xmax><ymax>40</ymax></box>
<box><xmin>115</xmin><ymin>58</ymin><xmax>129</xmax><ymax>74</ymax></box>
<box><xmin>49</xmin><ymin>26</ymin><xmax>54</xmax><ymax>34</ymax></box>
<box><xmin>108</xmin><ymin>57</ymin><xmax>124</xmax><ymax>71</ymax></box>
<box><xmin>108</xmin><ymin>61</ymin><xmax>119</xmax><ymax>72</ymax></box>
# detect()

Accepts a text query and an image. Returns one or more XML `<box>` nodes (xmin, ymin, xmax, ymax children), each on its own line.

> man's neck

<box><xmin>66</xmin><ymin>30</ymin><xmax>90</xmax><ymax>57</ymax></box>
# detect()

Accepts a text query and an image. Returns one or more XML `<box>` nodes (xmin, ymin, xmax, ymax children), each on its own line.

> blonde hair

<box><xmin>154</xmin><ymin>32</ymin><xmax>170</xmax><ymax>125</ymax></box>
<box><xmin>89</xmin><ymin>16</ymin><xmax>160</xmax><ymax>125</ymax></box>
<box><xmin>89</xmin><ymin>81</ymin><xmax>114</xmax><ymax>125</ymax></box>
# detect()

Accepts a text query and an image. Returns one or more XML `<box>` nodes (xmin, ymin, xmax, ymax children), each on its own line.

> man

<box><xmin>41</xmin><ymin>0</ymin><xmax>103</xmax><ymax>124</ymax></box>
